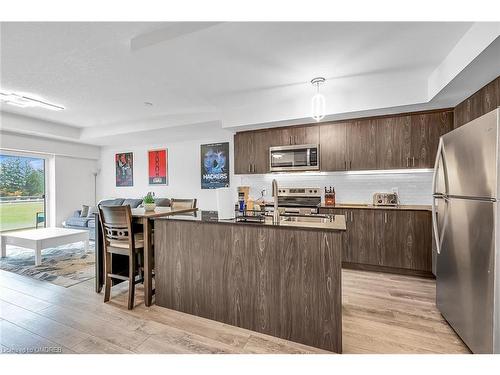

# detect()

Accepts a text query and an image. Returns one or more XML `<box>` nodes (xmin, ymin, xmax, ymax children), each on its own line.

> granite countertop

<box><xmin>320</xmin><ymin>203</ymin><xmax>432</xmax><ymax>211</ymax></box>
<box><xmin>260</xmin><ymin>200</ymin><xmax>431</xmax><ymax>211</ymax></box>
<box><xmin>155</xmin><ymin>211</ymin><xmax>346</xmax><ymax>231</ymax></box>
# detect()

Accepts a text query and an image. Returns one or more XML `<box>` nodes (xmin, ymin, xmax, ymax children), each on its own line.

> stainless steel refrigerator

<box><xmin>432</xmin><ymin>108</ymin><xmax>500</xmax><ymax>354</ymax></box>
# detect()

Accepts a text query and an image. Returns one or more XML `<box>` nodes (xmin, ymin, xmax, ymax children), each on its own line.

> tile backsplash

<box><xmin>239</xmin><ymin>170</ymin><xmax>434</xmax><ymax>205</ymax></box>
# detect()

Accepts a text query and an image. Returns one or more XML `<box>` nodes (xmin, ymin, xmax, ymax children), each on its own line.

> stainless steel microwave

<box><xmin>269</xmin><ymin>144</ymin><xmax>319</xmax><ymax>172</ymax></box>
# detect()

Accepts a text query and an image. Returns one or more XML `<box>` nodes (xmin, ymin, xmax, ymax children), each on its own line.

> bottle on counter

<box><xmin>247</xmin><ymin>198</ymin><xmax>254</xmax><ymax>212</ymax></box>
<box><xmin>238</xmin><ymin>192</ymin><xmax>246</xmax><ymax>212</ymax></box>
<box><xmin>324</xmin><ymin>186</ymin><xmax>336</xmax><ymax>206</ymax></box>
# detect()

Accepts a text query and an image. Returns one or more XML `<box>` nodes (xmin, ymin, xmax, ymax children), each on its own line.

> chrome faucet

<box><xmin>272</xmin><ymin>179</ymin><xmax>280</xmax><ymax>224</ymax></box>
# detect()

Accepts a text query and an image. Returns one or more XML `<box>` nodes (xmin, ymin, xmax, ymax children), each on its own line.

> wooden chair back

<box><xmin>171</xmin><ymin>198</ymin><xmax>197</xmax><ymax>211</ymax></box>
<box><xmin>98</xmin><ymin>205</ymin><xmax>135</xmax><ymax>254</ymax></box>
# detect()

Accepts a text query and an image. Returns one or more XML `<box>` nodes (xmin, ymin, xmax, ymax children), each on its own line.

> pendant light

<box><xmin>311</xmin><ymin>77</ymin><xmax>326</xmax><ymax>122</ymax></box>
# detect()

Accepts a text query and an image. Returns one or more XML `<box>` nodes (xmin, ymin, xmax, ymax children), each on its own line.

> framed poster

<box><xmin>201</xmin><ymin>142</ymin><xmax>230</xmax><ymax>189</ymax></box>
<box><xmin>115</xmin><ymin>152</ymin><xmax>133</xmax><ymax>187</ymax></box>
<box><xmin>148</xmin><ymin>149</ymin><xmax>168</xmax><ymax>185</ymax></box>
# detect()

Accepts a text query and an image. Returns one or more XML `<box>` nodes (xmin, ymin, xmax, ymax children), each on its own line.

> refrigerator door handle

<box><xmin>432</xmin><ymin>138</ymin><xmax>444</xmax><ymax>195</ymax></box>
<box><xmin>432</xmin><ymin>138</ymin><xmax>445</xmax><ymax>254</ymax></box>
<box><xmin>432</xmin><ymin>195</ymin><xmax>448</xmax><ymax>255</ymax></box>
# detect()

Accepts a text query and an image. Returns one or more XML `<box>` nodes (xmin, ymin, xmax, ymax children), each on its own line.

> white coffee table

<box><xmin>1</xmin><ymin>227</ymin><xmax>89</xmax><ymax>266</ymax></box>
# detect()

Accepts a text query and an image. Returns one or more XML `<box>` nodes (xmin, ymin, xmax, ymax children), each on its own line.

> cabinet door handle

<box><xmin>253</xmin><ymin>164</ymin><xmax>256</xmax><ymax>173</ymax></box>
<box><xmin>350</xmin><ymin>211</ymin><xmax>353</xmax><ymax>222</ymax></box>
<box><xmin>406</xmin><ymin>157</ymin><xmax>409</xmax><ymax>167</ymax></box>
<box><xmin>248</xmin><ymin>164</ymin><xmax>251</xmax><ymax>173</ymax></box>
<box><xmin>349</xmin><ymin>161</ymin><xmax>352</xmax><ymax>170</ymax></box>
<box><xmin>412</xmin><ymin>157</ymin><xmax>415</xmax><ymax>167</ymax></box>
<box><xmin>344</xmin><ymin>161</ymin><xmax>347</xmax><ymax>170</ymax></box>
<box><xmin>384</xmin><ymin>212</ymin><xmax>388</xmax><ymax>223</ymax></box>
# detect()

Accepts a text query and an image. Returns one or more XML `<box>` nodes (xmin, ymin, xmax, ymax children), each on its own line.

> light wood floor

<box><xmin>0</xmin><ymin>268</ymin><xmax>470</xmax><ymax>354</ymax></box>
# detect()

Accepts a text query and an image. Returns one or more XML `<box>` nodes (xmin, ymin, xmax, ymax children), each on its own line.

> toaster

<box><xmin>372</xmin><ymin>192</ymin><xmax>399</xmax><ymax>206</ymax></box>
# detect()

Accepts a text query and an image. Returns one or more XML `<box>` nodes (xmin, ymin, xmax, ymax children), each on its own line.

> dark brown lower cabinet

<box><xmin>154</xmin><ymin>219</ymin><xmax>343</xmax><ymax>353</ymax></box>
<box><xmin>348</xmin><ymin>209</ymin><xmax>377</xmax><ymax>265</ymax></box>
<box><xmin>321</xmin><ymin>208</ymin><xmax>433</xmax><ymax>276</ymax></box>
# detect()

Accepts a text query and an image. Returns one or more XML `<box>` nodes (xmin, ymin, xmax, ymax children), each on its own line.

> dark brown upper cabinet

<box><xmin>375</xmin><ymin>115</ymin><xmax>411</xmax><ymax>169</ymax></box>
<box><xmin>319</xmin><ymin>122</ymin><xmax>347</xmax><ymax>171</ymax></box>
<box><xmin>234</xmin><ymin>109</ymin><xmax>453</xmax><ymax>174</ymax></box>
<box><xmin>410</xmin><ymin>111</ymin><xmax>453</xmax><ymax>168</ymax></box>
<box><xmin>234</xmin><ymin>131</ymin><xmax>253</xmax><ymax>174</ymax></box>
<box><xmin>347</xmin><ymin>119</ymin><xmax>377</xmax><ymax>170</ymax></box>
<box><xmin>454</xmin><ymin>76</ymin><xmax>499</xmax><ymax>129</ymax></box>
<box><xmin>234</xmin><ymin>130</ymin><xmax>271</xmax><ymax>174</ymax></box>
<box><xmin>373</xmin><ymin>111</ymin><xmax>451</xmax><ymax>170</ymax></box>
<box><xmin>269</xmin><ymin>125</ymin><xmax>319</xmax><ymax>147</ymax></box>
<box><xmin>293</xmin><ymin>125</ymin><xmax>319</xmax><ymax>145</ymax></box>
<box><xmin>252</xmin><ymin>130</ymin><xmax>271</xmax><ymax>173</ymax></box>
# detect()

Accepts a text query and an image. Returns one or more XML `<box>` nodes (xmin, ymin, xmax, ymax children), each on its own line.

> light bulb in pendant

<box><xmin>311</xmin><ymin>77</ymin><xmax>326</xmax><ymax>122</ymax></box>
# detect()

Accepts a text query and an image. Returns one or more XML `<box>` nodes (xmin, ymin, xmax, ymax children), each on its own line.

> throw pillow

<box><xmin>155</xmin><ymin>198</ymin><xmax>171</xmax><ymax>207</ymax></box>
<box><xmin>87</xmin><ymin>206</ymin><xmax>98</xmax><ymax>217</ymax></box>
<box><xmin>80</xmin><ymin>205</ymin><xmax>90</xmax><ymax>217</ymax></box>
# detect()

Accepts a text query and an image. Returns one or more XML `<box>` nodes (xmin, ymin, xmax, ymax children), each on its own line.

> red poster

<box><xmin>148</xmin><ymin>149</ymin><xmax>167</xmax><ymax>185</ymax></box>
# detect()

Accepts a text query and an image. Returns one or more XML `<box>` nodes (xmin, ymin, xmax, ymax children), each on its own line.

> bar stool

<box><xmin>98</xmin><ymin>205</ymin><xmax>144</xmax><ymax>309</ymax></box>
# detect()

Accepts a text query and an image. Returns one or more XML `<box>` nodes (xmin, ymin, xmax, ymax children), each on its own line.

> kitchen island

<box><xmin>153</xmin><ymin>212</ymin><xmax>346</xmax><ymax>353</ymax></box>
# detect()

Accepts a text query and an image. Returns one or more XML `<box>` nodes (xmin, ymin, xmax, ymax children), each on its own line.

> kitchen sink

<box><xmin>280</xmin><ymin>215</ymin><xmax>332</xmax><ymax>223</ymax></box>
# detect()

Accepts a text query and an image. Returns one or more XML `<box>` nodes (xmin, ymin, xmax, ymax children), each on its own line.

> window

<box><xmin>0</xmin><ymin>154</ymin><xmax>46</xmax><ymax>232</ymax></box>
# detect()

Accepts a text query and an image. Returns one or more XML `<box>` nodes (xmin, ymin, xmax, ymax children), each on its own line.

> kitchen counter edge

<box><xmin>154</xmin><ymin>212</ymin><xmax>346</xmax><ymax>232</ymax></box>
<box><xmin>320</xmin><ymin>204</ymin><xmax>432</xmax><ymax>211</ymax></box>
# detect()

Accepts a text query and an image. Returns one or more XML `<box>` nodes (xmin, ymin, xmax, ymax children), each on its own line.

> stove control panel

<box><xmin>278</xmin><ymin>188</ymin><xmax>320</xmax><ymax>197</ymax></box>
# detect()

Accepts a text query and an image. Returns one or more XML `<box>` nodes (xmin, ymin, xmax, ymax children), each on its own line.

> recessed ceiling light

<box><xmin>0</xmin><ymin>91</ymin><xmax>64</xmax><ymax>111</ymax></box>
<box><xmin>144</xmin><ymin>101</ymin><xmax>153</xmax><ymax>106</ymax></box>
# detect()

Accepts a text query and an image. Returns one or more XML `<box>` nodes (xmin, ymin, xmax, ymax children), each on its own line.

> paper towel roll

<box><xmin>216</xmin><ymin>188</ymin><xmax>235</xmax><ymax>219</ymax></box>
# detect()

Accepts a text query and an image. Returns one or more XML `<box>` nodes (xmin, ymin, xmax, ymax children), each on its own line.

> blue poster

<box><xmin>201</xmin><ymin>142</ymin><xmax>230</xmax><ymax>189</ymax></box>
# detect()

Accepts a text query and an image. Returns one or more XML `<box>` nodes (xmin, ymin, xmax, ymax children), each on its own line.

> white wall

<box><xmin>98</xmin><ymin>132</ymin><xmax>240</xmax><ymax>211</ymax></box>
<box><xmin>52</xmin><ymin>156</ymin><xmax>98</xmax><ymax>226</ymax></box>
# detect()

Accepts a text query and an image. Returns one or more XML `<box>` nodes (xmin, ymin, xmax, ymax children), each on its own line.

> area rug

<box><xmin>0</xmin><ymin>241</ymin><xmax>95</xmax><ymax>287</ymax></box>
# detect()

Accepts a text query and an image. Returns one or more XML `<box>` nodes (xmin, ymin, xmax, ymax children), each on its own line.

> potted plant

<box><xmin>143</xmin><ymin>192</ymin><xmax>156</xmax><ymax>211</ymax></box>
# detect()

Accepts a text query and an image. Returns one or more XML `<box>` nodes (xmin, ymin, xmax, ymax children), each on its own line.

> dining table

<box><xmin>94</xmin><ymin>206</ymin><xmax>198</xmax><ymax>306</ymax></box>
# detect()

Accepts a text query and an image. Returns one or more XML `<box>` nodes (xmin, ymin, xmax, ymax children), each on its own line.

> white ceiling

<box><xmin>0</xmin><ymin>21</ymin><xmax>499</xmax><ymax>145</ymax></box>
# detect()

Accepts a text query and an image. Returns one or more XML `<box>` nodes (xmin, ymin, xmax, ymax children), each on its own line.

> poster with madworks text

<box><xmin>115</xmin><ymin>152</ymin><xmax>133</xmax><ymax>187</ymax></box>
<box><xmin>148</xmin><ymin>149</ymin><xmax>168</xmax><ymax>185</ymax></box>
<box><xmin>200</xmin><ymin>142</ymin><xmax>230</xmax><ymax>189</ymax></box>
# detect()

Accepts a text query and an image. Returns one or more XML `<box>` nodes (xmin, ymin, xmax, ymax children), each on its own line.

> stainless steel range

<box><xmin>267</xmin><ymin>187</ymin><xmax>321</xmax><ymax>215</ymax></box>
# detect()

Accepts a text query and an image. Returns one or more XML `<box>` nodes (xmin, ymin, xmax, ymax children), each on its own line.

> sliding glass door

<box><xmin>0</xmin><ymin>153</ymin><xmax>46</xmax><ymax>232</ymax></box>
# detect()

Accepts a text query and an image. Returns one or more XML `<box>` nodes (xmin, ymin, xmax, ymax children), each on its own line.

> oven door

<box><xmin>269</xmin><ymin>145</ymin><xmax>319</xmax><ymax>172</ymax></box>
